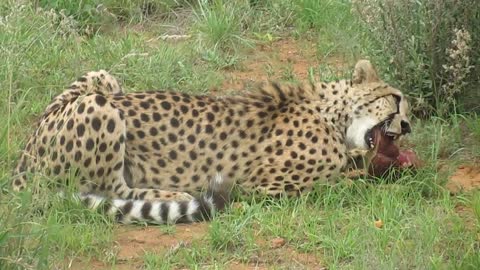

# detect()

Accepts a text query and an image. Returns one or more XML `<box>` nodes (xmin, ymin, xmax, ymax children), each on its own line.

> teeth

<box><xmin>386</xmin><ymin>133</ymin><xmax>399</xmax><ymax>140</ymax></box>
<box><xmin>368</xmin><ymin>137</ymin><xmax>374</xmax><ymax>148</ymax></box>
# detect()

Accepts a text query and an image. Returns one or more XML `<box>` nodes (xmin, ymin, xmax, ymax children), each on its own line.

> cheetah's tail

<box><xmin>78</xmin><ymin>174</ymin><xmax>234</xmax><ymax>224</ymax></box>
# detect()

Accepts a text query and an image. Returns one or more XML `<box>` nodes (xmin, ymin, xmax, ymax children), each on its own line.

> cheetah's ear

<box><xmin>352</xmin><ymin>60</ymin><xmax>380</xmax><ymax>85</ymax></box>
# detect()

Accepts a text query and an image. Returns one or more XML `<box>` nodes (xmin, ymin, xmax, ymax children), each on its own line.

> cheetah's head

<box><xmin>345</xmin><ymin>60</ymin><xmax>411</xmax><ymax>157</ymax></box>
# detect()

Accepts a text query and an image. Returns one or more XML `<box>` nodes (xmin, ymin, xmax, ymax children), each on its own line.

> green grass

<box><xmin>1</xmin><ymin>1</ymin><xmax>479</xmax><ymax>269</ymax></box>
<box><xmin>192</xmin><ymin>0</ymin><xmax>253</xmax><ymax>51</ymax></box>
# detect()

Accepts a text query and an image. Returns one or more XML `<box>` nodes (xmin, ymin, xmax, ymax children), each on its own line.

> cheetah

<box><xmin>12</xmin><ymin>60</ymin><xmax>411</xmax><ymax>224</ymax></box>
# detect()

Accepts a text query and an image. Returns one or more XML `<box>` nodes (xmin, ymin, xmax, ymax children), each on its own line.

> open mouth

<box><xmin>365</xmin><ymin>125</ymin><xmax>399</xmax><ymax>150</ymax></box>
<box><xmin>365</xmin><ymin>121</ymin><xmax>416</xmax><ymax>176</ymax></box>
<box><xmin>366</xmin><ymin>125</ymin><xmax>400</xmax><ymax>158</ymax></box>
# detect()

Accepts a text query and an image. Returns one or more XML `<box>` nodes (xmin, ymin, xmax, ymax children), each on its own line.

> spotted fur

<box><xmin>12</xmin><ymin>60</ymin><xmax>411</xmax><ymax>224</ymax></box>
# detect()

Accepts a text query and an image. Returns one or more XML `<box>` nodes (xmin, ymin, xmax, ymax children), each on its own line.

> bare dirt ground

<box><xmin>70</xmin><ymin>224</ymin><xmax>207</xmax><ymax>269</ymax></box>
<box><xmin>115</xmin><ymin>224</ymin><xmax>207</xmax><ymax>262</ymax></box>
<box><xmin>446</xmin><ymin>165</ymin><xmax>480</xmax><ymax>193</ymax></box>
<box><xmin>218</xmin><ymin>38</ymin><xmax>348</xmax><ymax>92</ymax></box>
<box><xmin>446</xmin><ymin>165</ymin><xmax>480</xmax><ymax>232</ymax></box>
<box><xmin>70</xmin><ymin>224</ymin><xmax>323</xmax><ymax>269</ymax></box>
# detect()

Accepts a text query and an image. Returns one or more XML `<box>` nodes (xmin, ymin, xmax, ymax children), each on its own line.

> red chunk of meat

<box><xmin>368</xmin><ymin>127</ymin><xmax>420</xmax><ymax>177</ymax></box>
<box><xmin>397</xmin><ymin>149</ymin><xmax>419</xmax><ymax>167</ymax></box>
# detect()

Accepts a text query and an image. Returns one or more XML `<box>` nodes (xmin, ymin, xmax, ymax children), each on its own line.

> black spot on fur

<box><xmin>95</xmin><ymin>95</ymin><xmax>107</xmax><ymax>107</ymax></box>
<box><xmin>92</xmin><ymin>117</ymin><xmax>101</xmax><ymax>131</ymax></box>
<box><xmin>161</xmin><ymin>101</ymin><xmax>171</xmax><ymax>110</ymax></box>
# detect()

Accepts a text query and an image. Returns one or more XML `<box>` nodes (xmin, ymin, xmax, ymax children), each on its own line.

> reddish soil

<box><xmin>454</xmin><ymin>204</ymin><xmax>478</xmax><ymax>231</ymax></box>
<box><xmin>69</xmin><ymin>224</ymin><xmax>323</xmax><ymax>269</ymax></box>
<box><xmin>218</xmin><ymin>38</ymin><xmax>349</xmax><ymax>92</ymax></box>
<box><xmin>114</xmin><ymin>223</ymin><xmax>207</xmax><ymax>260</ymax></box>
<box><xmin>447</xmin><ymin>165</ymin><xmax>480</xmax><ymax>231</ymax></box>
<box><xmin>249</xmin><ymin>243</ymin><xmax>323</xmax><ymax>269</ymax></box>
<box><xmin>446</xmin><ymin>165</ymin><xmax>480</xmax><ymax>193</ymax></box>
<box><xmin>69</xmin><ymin>223</ymin><xmax>208</xmax><ymax>269</ymax></box>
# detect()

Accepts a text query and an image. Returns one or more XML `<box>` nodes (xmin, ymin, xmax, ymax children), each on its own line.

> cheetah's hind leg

<box><xmin>11</xmin><ymin>70</ymin><xmax>123</xmax><ymax>192</ymax></box>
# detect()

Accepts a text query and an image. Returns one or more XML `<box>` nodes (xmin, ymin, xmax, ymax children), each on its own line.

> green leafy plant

<box><xmin>353</xmin><ymin>0</ymin><xmax>480</xmax><ymax>116</ymax></box>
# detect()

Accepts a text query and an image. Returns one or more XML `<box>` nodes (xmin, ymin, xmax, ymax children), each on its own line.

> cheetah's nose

<box><xmin>401</xmin><ymin>120</ymin><xmax>411</xmax><ymax>134</ymax></box>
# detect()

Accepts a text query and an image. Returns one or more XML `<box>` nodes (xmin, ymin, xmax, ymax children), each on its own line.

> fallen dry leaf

<box><xmin>270</xmin><ymin>237</ymin><xmax>286</xmax><ymax>248</ymax></box>
<box><xmin>374</xmin><ymin>219</ymin><xmax>384</xmax><ymax>229</ymax></box>
<box><xmin>232</xmin><ymin>202</ymin><xmax>243</xmax><ymax>210</ymax></box>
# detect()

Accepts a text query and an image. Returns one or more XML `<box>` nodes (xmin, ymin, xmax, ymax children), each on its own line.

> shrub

<box><xmin>353</xmin><ymin>0</ymin><xmax>480</xmax><ymax>117</ymax></box>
